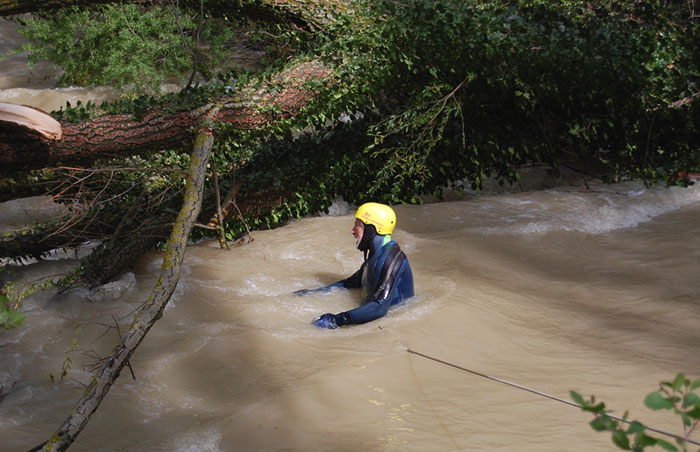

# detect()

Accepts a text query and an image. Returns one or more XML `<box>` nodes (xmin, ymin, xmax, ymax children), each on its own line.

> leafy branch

<box><xmin>572</xmin><ymin>374</ymin><xmax>700</xmax><ymax>451</ymax></box>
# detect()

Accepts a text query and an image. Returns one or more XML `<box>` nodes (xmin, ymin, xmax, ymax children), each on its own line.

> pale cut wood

<box><xmin>0</xmin><ymin>102</ymin><xmax>62</xmax><ymax>140</ymax></box>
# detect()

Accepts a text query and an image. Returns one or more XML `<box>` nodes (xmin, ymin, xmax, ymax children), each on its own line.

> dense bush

<box><xmin>312</xmin><ymin>0</ymin><xmax>700</xmax><ymax>201</ymax></box>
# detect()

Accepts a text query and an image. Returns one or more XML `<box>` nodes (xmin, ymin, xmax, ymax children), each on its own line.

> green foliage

<box><xmin>0</xmin><ymin>268</ymin><xmax>72</xmax><ymax>330</ymax></box>
<box><xmin>317</xmin><ymin>0</ymin><xmax>700</xmax><ymax>200</ymax></box>
<box><xmin>14</xmin><ymin>3</ymin><xmax>235</xmax><ymax>94</ymax></box>
<box><xmin>50</xmin><ymin>327</ymin><xmax>81</xmax><ymax>384</ymax></box>
<box><xmin>572</xmin><ymin>374</ymin><xmax>700</xmax><ymax>451</ymax></box>
<box><xmin>50</xmin><ymin>82</ymin><xmax>229</xmax><ymax>121</ymax></box>
<box><xmin>0</xmin><ymin>289</ymin><xmax>25</xmax><ymax>330</ymax></box>
<box><xmin>201</xmin><ymin>116</ymin><xmax>376</xmax><ymax>241</ymax></box>
<box><xmin>200</xmin><ymin>0</ymin><xmax>700</xmax><ymax>229</ymax></box>
<box><xmin>1</xmin><ymin>266</ymin><xmax>24</xmax><ymax>330</ymax></box>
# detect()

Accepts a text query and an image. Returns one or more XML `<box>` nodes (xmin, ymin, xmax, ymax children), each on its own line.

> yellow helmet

<box><xmin>355</xmin><ymin>202</ymin><xmax>396</xmax><ymax>235</ymax></box>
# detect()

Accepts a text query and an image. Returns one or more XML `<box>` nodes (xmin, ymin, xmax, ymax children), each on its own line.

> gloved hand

<box><xmin>293</xmin><ymin>282</ymin><xmax>344</xmax><ymax>296</ymax></box>
<box><xmin>312</xmin><ymin>313</ymin><xmax>339</xmax><ymax>329</ymax></box>
<box><xmin>312</xmin><ymin>312</ymin><xmax>350</xmax><ymax>329</ymax></box>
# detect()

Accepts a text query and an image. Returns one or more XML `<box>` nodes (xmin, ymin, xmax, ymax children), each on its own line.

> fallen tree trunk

<box><xmin>0</xmin><ymin>61</ymin><xmax>331</xmax><ymax>175</ymax></box>
<box><xmin>29</xmin><ymin>107</ymin><xmax>219</xmax><ymax>452</ymax></box>
<box><xmin>0</xmin><ymin>221</ymin><xmax>81</xmax><ymax>262</ymax></box>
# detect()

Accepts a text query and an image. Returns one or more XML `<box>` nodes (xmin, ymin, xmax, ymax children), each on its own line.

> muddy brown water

<box><xmin>1</xmin><ymin>17</ymin><xmax>699</xmax><ymax>452</ymax></box>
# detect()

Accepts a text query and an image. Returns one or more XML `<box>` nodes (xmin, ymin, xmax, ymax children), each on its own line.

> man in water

<box><xmin>295</xmin><ymin>202</ymin><xmax>414</xmax><ymax>329</ymax></box>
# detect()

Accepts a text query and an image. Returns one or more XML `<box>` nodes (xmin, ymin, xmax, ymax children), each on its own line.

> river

<box><xmin>1</xmin><ymin>16</ymin><xmax>700</xmax><ymax>452</ymax></box>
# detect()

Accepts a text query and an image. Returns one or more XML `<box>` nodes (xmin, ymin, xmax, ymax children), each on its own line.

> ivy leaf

<box><xmin>680</xmin><ymin>413</ymin><xmax>692</xmax><ymax>427</ymax></box>
<box><xmin>590</xmin><ymin>418</ymin><xmax>608</xmax><ymax>432</ymax></box>
<box><xmin>690</xmin><ymin>378</ymin><xmax>700</xmax><ymax>392</ymax></box>
<box><xmin>8</xmin><ymin>310</ymin><xmax>25</xmax><ymax>328</ymax></box>
<box><xmin>685</xmin><ymin>404</ymin><xmax>700</xmax><ymax>419</ymax></box>
<box><xmin>633</xmin><ymin>432</ymin><xmax>656</xmax><ymax>448</ymax></box>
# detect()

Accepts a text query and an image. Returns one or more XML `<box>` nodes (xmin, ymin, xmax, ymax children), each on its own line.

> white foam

<box><xmin>469</xmin><ymin>183</ymin><xmax>700</xmax><ymax>235</ymax></box>
<box><xmin>320</xmin><ymin>197</ymin><xmax>354</xmax><ymax>216</ymax></box>
<box><xmin>87</xmin><ymin>272</ymin><xmax>137</xmax><ymax>301</ymax></box>
<box><xmin>173</xmin><ymin>427</ymin><xmax>223</xmax><ymax>452</ymax></box>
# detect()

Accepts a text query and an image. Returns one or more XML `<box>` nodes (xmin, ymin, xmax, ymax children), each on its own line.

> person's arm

<box><xmin>313</xmin><ymin>255</ymin><xmax>408</xmax><ymax>329</ymax></box>
<box><xmin>312</xmin><ymin>295</ymin><xmax>391</xmax><ymax>329</ymax></box>
<box><xmin>339</xmin><ymin>266</ymin><xmax>363</xmax><ymax>288</ymax></box>
<box><xmin>294</xmin><ymin>263</ymin><xmax>364</xmax><ymax>296</ymax></box>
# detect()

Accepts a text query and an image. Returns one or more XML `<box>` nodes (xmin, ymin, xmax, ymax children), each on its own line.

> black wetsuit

<box><xmin>336</xmin><ymin>234</ymin><xmax>414</xmax><ymax>324</ymax></box>
<box><xmin>305</xmin><ymin>233</ymin><xmax>414</xmax><ymax>328</ymax></box>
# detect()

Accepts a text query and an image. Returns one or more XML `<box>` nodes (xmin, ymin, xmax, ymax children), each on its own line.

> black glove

<box><xmin>312</xmin><ymin>312</ymin><xmax>350</xmax><ymax>329</ymax></box>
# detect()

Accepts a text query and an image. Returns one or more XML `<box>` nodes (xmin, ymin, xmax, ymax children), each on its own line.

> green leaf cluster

<box><xmin>645</xmin><ymin>375</ymin><xmax>700</xmax><ymax>438</ymax></box>
<box><xmin>572</xmin><ymin>373</ymin><xmax>700</xmax><ymax>451</ymax></box>
<box><xmin>14</xmin><ymin>3</ymin><xmax>235</xmax><ymax>95</ymax></box>
<box><xmin>0</xmin><ymin>289</ymin><xmax>25</xmax><ymax>330</ymax></box>
<box><xmin>13</xmin><ymin>0</ymin><xmax>700</xmax><ymax>210</ymax></box>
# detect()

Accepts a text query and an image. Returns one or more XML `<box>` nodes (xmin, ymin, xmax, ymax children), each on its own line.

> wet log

<box><xmin>0</xmin><ymin>187</ymin><xmax>166</xmax><ymax>266</ymax></box>
<box><xmin>0</xmin><ymin>222</ymin><xmax>77</xmax><ymax>262</ymax></box>
<box><xmin>32</xmin><ymin>108</ymin><xmax>219</xmax><ymax>452</ymax></box>
<box><xmin>0</xmin><ymin>61</ymin><xmax>331</xmax><ymax>176</ymax></box>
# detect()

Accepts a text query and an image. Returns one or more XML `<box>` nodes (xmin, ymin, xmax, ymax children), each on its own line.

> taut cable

<box><xmin>406</xmin><ymin>348</ymin><xmax>700</xmax><ymax>447</ymax></box>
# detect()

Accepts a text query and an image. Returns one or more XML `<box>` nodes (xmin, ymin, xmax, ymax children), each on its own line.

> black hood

<box><xmin>357</xmin><ymin>223</ymin><xmax>378</xmax><ymax>259</ymax></box>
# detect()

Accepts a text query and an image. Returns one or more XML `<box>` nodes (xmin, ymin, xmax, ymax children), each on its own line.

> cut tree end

<box><xmin>0</xmin><ymin>102</ymin><xmax>62</xmax><ymax>140</ymax></box>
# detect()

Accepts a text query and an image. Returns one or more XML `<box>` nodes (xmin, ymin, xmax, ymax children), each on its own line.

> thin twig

<box><xmin>211</xmin><ymin>167</ymin><xmax>230</xmax><ymax>250</ymax></box>
<box><xmin>232</xmin><ymin>199</ymin><xmax>253</xmax><ymax>244</ymax></box>
<box><xmin>56</xmin><ymin>166</ymin><xmax>187</xmax><ymax>175</ymax></box>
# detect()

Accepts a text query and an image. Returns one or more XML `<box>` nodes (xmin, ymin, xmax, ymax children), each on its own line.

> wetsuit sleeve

<box><xmin>340</xmin><ymin>263</ymin><xmax>365</xmax><ymax>289</ymax></box>
<box><xmin>294</xmin><ymin>262</ymin><xmax>365</xmax><ymax>295</ymax></box>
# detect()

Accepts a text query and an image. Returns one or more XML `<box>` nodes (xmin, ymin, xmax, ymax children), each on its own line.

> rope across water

<box><xmin>406</xmin><ymin>348</ymin><xmax>700</xmax><ymax>447</ymax></box>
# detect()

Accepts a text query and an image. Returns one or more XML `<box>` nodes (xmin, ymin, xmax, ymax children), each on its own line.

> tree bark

<box><xmin>0</xmin><ymin>61</ymin><xmax>331</xmax><ymax>176</ymax></box>
<box><xmin>31</xmin><ymin>107</ymin><xmax>219</xmax><ymax>452</ymax></box>
<box><xmin>0</xmin><ymin>222</ymin><xmax>78</xmax><ymax>262</ymax></box>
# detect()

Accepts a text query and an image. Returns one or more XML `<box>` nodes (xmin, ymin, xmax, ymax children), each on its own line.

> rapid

<box><xmin>1</xmin><ymin>17</ymin><xmax>700</xmax><ymax>452</ymax></box>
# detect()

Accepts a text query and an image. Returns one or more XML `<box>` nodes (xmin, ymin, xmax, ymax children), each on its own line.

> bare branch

<box><xmin>36</xmin><ymin>106</ymin><xmax>220</xmax><ymax>452</ymax></box>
